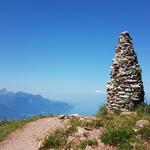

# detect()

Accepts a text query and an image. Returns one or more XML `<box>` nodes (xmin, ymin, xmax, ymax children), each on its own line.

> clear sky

<box><xmin>0</xmin><ymin>0</ymin><xmax>150</xmax><ymax>102</ymax></box>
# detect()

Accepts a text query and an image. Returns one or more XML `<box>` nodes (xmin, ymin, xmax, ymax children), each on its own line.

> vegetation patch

<box><xmin>96</xmin><ymin>104</ymin><xmax>108</xmax><ymax>117</ymax></box>
<box><xmin>96</xmin><ymin>104</ymin><xmax>150</xmax><ymax>150</ymax></box>
<box><xmin>78</xmin><ymin>140</ymin><xmax>98</xmax><ymax>149</ymax></box>
<box><xmin>138</xmin><ymin>126</ymin><xmax>150</xmax><ymax>140</ymax></box>
<box><xmin>135</xmin><ymin>103</ymin><xmax>150</xmax><ymax>115</ymax></box>
<box><xmin>40</xmin><ymin>125</ymin><xmax>76</xmax><ymax>149</ymax></box>
<box><xmin>70</xmin><ymin>117</ymin><xmax>103</xmax><ymax>129</ymax></box>
<box><xmin>40</xmin><ymin>128</ymin><xmax>66</xmax><ymax>149</ymax></box>
<box><xmin>101</xmin><ymin>127</ymin><xmax>134</xmax><ymax>148</ymax></box>
<box><xmin>40</xmin><ymin>117</ymin><xmax>102</xmax><ymax>149</ymax></box>
<box><xmin>39</xmin><ymin>104</ymin><xmax>150</xmax><ymax>149</ymax></box>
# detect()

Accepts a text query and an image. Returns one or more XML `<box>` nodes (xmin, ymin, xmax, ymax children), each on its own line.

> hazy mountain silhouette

<box><xmin>0</xmin><ymin>89</ymin><xmax>73</xmax><ymax>119</ymax></box>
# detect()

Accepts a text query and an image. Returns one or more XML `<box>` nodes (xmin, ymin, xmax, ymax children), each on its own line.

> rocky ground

<box><xmin>53</xmin><ymin>114</ymin><xmax>115</xmax><ymax>150</ymax></box>
<box><xmin>40</xmin><ymin>111</ymin><xmax>150</xmax><ymax>150</ymax></box>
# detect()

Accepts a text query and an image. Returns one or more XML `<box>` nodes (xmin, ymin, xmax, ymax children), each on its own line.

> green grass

<box><xmin>138</xmin><ymin>126</ymin><xmax>150</xmax><ymax>140</ymax></box>
<box><xmin>101</xmin><ymin>127</ymin><xmax>134</xmax><ymax>149</ymax></box>
<box><xmin>0</xmin><ymin>120</ymin><xmax>26</xmax><ymax>142</ymax></box>
<box><xmin>134</xmin><ymin>102</ymin><xmax>150</xmax><ymax>115</ymax></box>
<box><xmin>96</xmin><ymin>104</ymin><xmax>108</xmax><ymax>117</ymax></box>
<box><xmin>78</xmin><ymin>140</ymin><xmax>98</xmax><ymax>149</ymax></box>
<box><xmin>0</xmin><ymin>114</ymin><xmax>53</xmax><ymax>142</ymax></box>
<box><xmin>40</xmin><ymin>104</ymin><xmax>150</xmax><ymax>150</ymax></box>
<box><xmin>70</xmin><ymin>117</ymin><xmax>103</xmax><ymax>129</ymax></box>
<box><xmin>97</xmin><ymin>104</ymin><xmax>150</xmax><ymax>150</ymax></box>
<box><xmin>40</xmin><ymin>128</ymin><xmax>66</xmax><ymax>149</ymax></box>
<box><xmin>40</xmin><ymin>117</ymin><xmax>103</xmax><ymax>149</ymax></box>
<box><xmin>39</xmin><ymin>125</ymin><xmax>76</xmax><ymax>150</ymax></box>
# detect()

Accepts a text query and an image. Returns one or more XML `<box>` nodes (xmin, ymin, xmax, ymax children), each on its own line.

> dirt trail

<box><xmin>0</xmin><ymin>117</ymin><xmax>68</xmax><ymax>150</ymax></box>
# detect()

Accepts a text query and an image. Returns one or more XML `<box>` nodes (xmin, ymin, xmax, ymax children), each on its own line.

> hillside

<box><xmin>0</xmin><ymin>89</ymin><xmax>73</xmax><ymax>119</ymax></box>
<box><xmin>0</xmin><ymin>105</ymin><xmax>149</xmax><ymax>150</ymax></box>
<box><xmin>39</xmin><ymin>105</ymin><xmax>150</xmax><ymax>150</ymax></box>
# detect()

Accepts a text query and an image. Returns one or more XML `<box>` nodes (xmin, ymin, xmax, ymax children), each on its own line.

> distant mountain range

<box><xmin>0</xmin><ymin>89</ymin><xmax>73</xmax><ymax>119</ymax></box>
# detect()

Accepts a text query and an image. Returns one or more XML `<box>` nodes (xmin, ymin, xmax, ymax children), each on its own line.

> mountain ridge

<box><xmin>0</xmin><ymin>89</ymin><xmax>73</xmax><ymax>119</ymax></box>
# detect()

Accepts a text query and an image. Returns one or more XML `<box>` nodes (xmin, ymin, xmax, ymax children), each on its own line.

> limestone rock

<box><xmin>136</xmin><ymin>120</ymin><xmax>149</xmax><ymax>128</ymax></box>
<box><xmin>120</xmin><ymin>111</ymin><xmax>137</xmax><ymax>116</ymax></box>
<box><xmin>67</xmin><ymin>136</ymin><xmax>80</xmax><ymax>148</ymax></box>
<box><xmin>75</xmin><ymin>127</ymin><xmax>88</xmax><ymax>138</ymax></box>
<box><xmin>85</xmin><ymin>146</ymin><xmax>93</xmax><ymax>150</ymax></box>
<box><xmin>107</xmin><ymin>31</ymin><xmax>144</xmax><ymax>112</ymax></box>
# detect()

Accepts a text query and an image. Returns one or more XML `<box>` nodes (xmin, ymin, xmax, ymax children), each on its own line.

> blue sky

<box><xmin>0</xmin><ymin>0</ymin><xmax>150</xmax><ymax>102</ymax></box>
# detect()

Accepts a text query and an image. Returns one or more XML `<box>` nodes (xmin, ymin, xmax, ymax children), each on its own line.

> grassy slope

<box><xmin>40</xmin><ymin>104</ymin><xmax>150</xmax><ymax>150</ymax></box>
<box><xmin>97</xmin><ymin>103</ymin><xmax>150</xmax><ymax>150</ymax></box>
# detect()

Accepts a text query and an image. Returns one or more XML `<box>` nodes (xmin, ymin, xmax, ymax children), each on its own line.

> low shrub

<box><xmin>135</xmin><ymin>103</ymin><xmax>150</xmax><ymax>115</ymax></box>
<box><xmin>70</xmin><ymin>117</ymin><xmax>86</xmax><ymax>127</ymax></box>
<box><xmin>138</xmin><ymin>126</ymin><xmax>150</xmax><ymax>140</ymax></box>
<box><xmin>40</xmin><ymin>125</ymin><xmax>76</xmax><ymax>149</ymax></box>
<box><xmin>87</xmin><ymin>119</ymin><xmax>103</xmax><ymax>128</ymax></box>
<box><xmin>79</xmin><ymin>140</ymin><xmax>98</xmax><ymax>149</ymax></box>
<box><xmin>65</xmin><ymin>125</ymin><xmax>76</xmax><ymax>137</ymax></box>
<box><xmin>70</xmin><ymin>117</ymin><xmax>103</xmax><ymax>129</ymax></box>
<box><xmin>100</xmin><ymin>127</ymin><xmax>134</xmax><ymax>147</ymax></box>
<box><xmin>40</xmin><ymin>128</ymin><xmax>65</xmax><ymax>149</ymax></box>
<box><xmin>96</xmin><ymin>104</ymin><xmax>108</xmax><ymax>117</ymax></box>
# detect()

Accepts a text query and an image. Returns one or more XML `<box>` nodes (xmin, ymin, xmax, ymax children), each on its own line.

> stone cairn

<box><xmin>106</xmin><ymin>31</ymin><xmax>144</xmax><ymax>113</ymax></box>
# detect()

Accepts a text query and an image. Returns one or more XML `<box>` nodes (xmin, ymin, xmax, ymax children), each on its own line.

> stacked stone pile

<box><xmin>107</xmin><ymin>31</ymin><xmax>144</xmax><ymax>112</ymax></box>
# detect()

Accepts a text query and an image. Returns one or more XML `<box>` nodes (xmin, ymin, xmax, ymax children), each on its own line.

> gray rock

<box><xmin>118</xmin><ymin>91</ymin><xmax>126</xmax><ymax>95</ymax></box>
<box><xmin>125</xmin><ymin>79</ymin><xmax>137</xmax><ymax>83</ymax></box>
<box><xmin>58</xmin><ymin>114</ymin><xmax>66</xmax><ymax>119</ymax></box>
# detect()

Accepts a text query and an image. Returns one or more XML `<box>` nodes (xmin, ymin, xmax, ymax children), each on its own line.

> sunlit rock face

<box><xmin>106</xmin><ymin>31</ymin><xmax>144</xmax><ymax>113</ymax></box>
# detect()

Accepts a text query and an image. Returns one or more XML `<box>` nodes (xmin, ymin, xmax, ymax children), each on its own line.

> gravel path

<box><xmin>0</xmin><ymin>117</ymin><xmax>67</xmax><ymax>150</ymax></box>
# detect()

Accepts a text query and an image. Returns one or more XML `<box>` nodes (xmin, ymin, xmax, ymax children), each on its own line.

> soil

<box><xmin>0</xmin><ymin>117</ymin><xmax>68</xmax><ymax>150</ymax></box>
